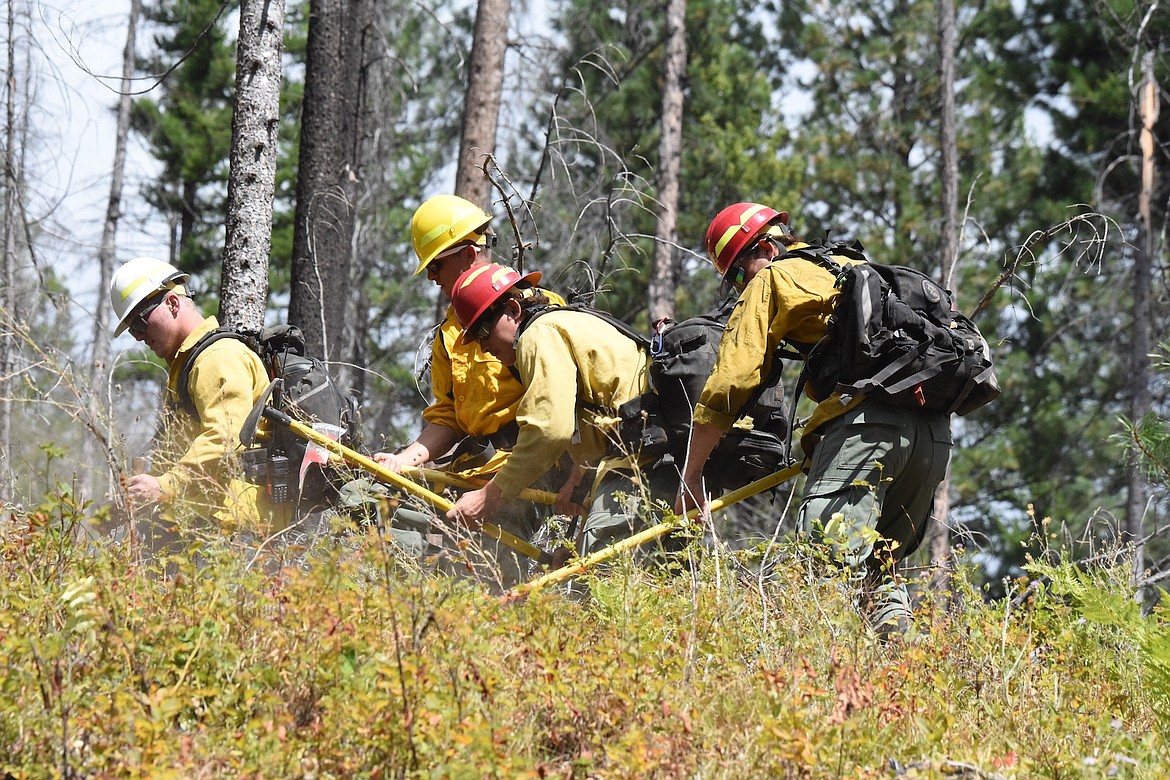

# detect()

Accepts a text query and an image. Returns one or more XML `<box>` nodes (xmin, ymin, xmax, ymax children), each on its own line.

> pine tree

<box><xmin>132</xmin><ymin>0</ymin><xmax>238</xmax><ymax>275</ymax></box>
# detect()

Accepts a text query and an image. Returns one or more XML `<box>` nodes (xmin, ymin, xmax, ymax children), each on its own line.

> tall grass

<box><xmin>1</xmin><ymin>488</ymin><xmax>1165</xmax><ymax>778</ymax></box>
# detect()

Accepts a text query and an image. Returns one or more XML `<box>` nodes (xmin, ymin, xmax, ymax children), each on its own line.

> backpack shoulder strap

<box><xmin>176</xmin><ymin>327</ymin><xmax>249</xmax><ymax>419</ymax></box>
<box><xmin>518</xmin><ymin>302</ymin><xmax>651</xmax><ymax>351</ymax></box>
<box><xmin>777</xmin><ymin>236</ymin><xmax>868</xmax><ymax>277</ymax></box>
<box><xmin>772</xmin><ymin>236</ymin><xmax>870</xmax><ymax>356</ymax></box>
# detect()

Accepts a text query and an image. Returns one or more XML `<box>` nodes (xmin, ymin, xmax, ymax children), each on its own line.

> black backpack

<box><xmin>176</xmin><ymin>324</ymin><xmax>362</xmax><ymax>514</ymax></box>
<box><xmin>519</xmin><ymin>302</ymin><xmax>791</xmax><ymax>491</ymax></box>
<box><xmin>785</xmin><ymin>240</ymin><xmax>1000</xmax><ymax>416</ymax></box>
<box><xmin>649</xmin><ymin>298</ymin><xmax>791</xmax><ymax>491</ymax></box>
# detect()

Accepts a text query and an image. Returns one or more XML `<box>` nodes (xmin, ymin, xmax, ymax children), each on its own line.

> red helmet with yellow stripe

<box><xmin>451</xmin><ymin>263</ymin><xmax>542</xmax><ymax>343</ymax></box>
<box><xmin>705</xmin><ymin>202</ymin><xmax>789</xmax><ymax>277</ymax></box>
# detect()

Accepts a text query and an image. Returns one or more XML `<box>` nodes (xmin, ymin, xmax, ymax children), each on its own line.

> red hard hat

<box><xmin>452</xmin><ymin>263</ymin><xmax>542</xmax><ymax>343</ymax></box>
<box><xmin>705</xmin><ymin>202</ymin><xmax>789</xmax><ymax>276</ymax></box>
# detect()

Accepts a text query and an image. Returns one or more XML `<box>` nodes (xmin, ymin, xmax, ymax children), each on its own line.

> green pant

<box><xmin>389</xmin><ymin>497</ymin><xmax>542</xmax><ymax>590</ymax></box>
<box><xmin>798</xmin><ymin>400</ymin><xmax>952</xmax><ymax>635</ymax></box>
<box><xmin>578</xmin><ymin>464</ymin><xmax>680</xmax><ymax>557</ymax></box>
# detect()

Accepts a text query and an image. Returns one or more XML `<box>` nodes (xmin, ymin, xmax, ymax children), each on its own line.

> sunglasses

<box><xmin>128</xmin><ymin>296</ymin><xmax>165</xmax><ymax>337</ymax></box>
<box><xmin>729</xmin><ymin>263</ymin><xmax>748</xmax><ymax>288</ymax></box>
<box><xmin>469</xmin><ymin>304</ymin><xmax>506</xmax><ymax>343</ymax></box>
<box><xmin>428</xmin><ymin>242</ymin><xmax>482</xmax><ymax>277</ymax></box>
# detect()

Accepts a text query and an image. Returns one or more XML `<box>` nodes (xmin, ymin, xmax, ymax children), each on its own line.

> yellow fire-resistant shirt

<box><xmin>694</xmin><ymin>243</ymin><xmax>865</xmax><ymax>448</ymax></box>
<box><xmin>154</xmin><ymin>316</ymin><xmax>281</xmax><ymax>532</ymax></box>
<box><xmin>423</xmin><ymin>288</ymin><xmax>565</xmax><ymax>439</ymax></box>
<box><xmin>491</xmin><ymin>309</ymin><xmax>651</xmax><ymax>500</ymax></box>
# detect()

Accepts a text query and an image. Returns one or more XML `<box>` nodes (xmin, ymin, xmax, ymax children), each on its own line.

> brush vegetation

<box><xmin>1</xmin><ymin>489</ymin><xmax>1167</xmax><ymax>779</ymax></box>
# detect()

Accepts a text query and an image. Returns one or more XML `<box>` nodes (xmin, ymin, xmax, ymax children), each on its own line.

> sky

<box><xmin>31</xmin><ymin>0</ymin><xmax>165</xmax><ymax>336</ymax></box>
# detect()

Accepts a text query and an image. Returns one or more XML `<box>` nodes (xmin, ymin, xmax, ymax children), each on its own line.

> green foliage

<box><xmin>1026</xmin><ymin>558</ymin><xmax>1170</xmax><ymax>730</ymax></box>
<box><xmin>1123</xmin><ymin>342</ymin><xmax>1170</xmax><ymax>484</ymax></box>
<box><xmin>132</xmin><ymin>0</ymin><xmax>307</xmax><ymax>285</ymax></box>
<box><xmin>127</xmin><ymin>0</ymin><xmax>466</xmax><ymax>439</ymax></box>
<box><xmin>132</xmin><ymin>0</ymin><xmax>238</xmax><ymax>275</ymax></box>
<box><xmin>780</xmin><ymin>0</ymin><xmax>1170</xmax><ymax>598</ymax></box>
<box><xmin>1018</xmin><ymin>0</ymin><xmax>1170</xmax><ymax>212</ymax></box>
<box><xmin>958</xmin><ymin>244</ymin><xmax>1135</xmax><ymax>588</ymax></box>
<box><xmin>1</xmin><ymin>493</ymin><xmax>1166</xmax><ymax>776</ymax></box>
<box><xmin>115</xmin><ymin>0</ymin><xmax>1169</xmax><ymax>637</ymax></box>
<box><xmin>1120</xmin><ymin>341</ymin><xmax>1170</xmax><ymax>578</ymax></box>
<box><xmin>522</xmin><ymin>0</ymin><xmax>799</xmax><ymax>322</ymax></box>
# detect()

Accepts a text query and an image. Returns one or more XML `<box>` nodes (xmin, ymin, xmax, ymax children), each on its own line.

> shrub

<box><xmin>0</xmin><ymin>490</ymin><xmax>1165</xmax><ymax>778</ymax></box>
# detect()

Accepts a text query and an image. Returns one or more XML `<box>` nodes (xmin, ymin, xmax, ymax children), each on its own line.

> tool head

<box><xmin>239</xmin><ymin>378</ymin><xmax>280</xmax><ymax>447</ymax></box>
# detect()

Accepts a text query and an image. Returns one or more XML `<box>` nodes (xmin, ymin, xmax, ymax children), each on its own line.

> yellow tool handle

<box><xmin>264</xmin><ymin>409</ymin><xmax>549</xmax><ymax>563</ymax></box>
<box><xmin>402</xmin><ymin>466</ymin><xmax>558</xmax><ymax>507</ymax></box>
<box><xmin>503</xmin><ymin>461</ymin><xmax>803</xmax><ymax>602</ymax></box>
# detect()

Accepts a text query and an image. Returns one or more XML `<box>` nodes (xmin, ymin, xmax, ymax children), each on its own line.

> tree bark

<box><xmin>221</xmin><ymin>0</ymin><xmax>286</xmax><ymax>331</ymax></box>
<box><xmin>647</xmin><ymin>0</ymin><xmax>686</xmax><ymax>323</ymax></box>
<box><xmin>454</xmin><ymin>0</ymin><xmax>509</xmax><ymax>208</ymax></box>
<box><xmin>929</xmin><ymin>0</ymin><xmax>958</xmax><ymax>600</ymax></box>
<box><xmin>1127</xmin><ymin>50</ymin><xmax>1157</xmax><ymax>588</ymax></box>
<box><xmin>289</xmin><ymin>0</ymin><xmax>370</xmax><ymax>364</ymax></box>
<box><xmin>431</xmin><ymin>0</ymin><xmax>507</xmax><ymax>327</ymax></box>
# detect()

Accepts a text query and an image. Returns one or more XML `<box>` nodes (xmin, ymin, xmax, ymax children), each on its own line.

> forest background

<box><xmin>2</xmin><ymin>0</ymin><xmax>1170</xmax><ymax>774</ymax></box>
<box><xmin>1</xmin><ymin>0</ymin><xmax>1169</xmax><ymax>605</ymax></box>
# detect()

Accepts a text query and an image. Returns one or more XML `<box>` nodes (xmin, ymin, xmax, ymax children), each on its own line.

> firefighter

<box><xmin>444</xmin><ymin>263</ymin><xmax>679</xmax><ymax>559</ymax></box>
<box><xmin>110</xmin><ymin>257</ymin><xmax>284</xmax><ymax>540</ymax></box>
<box><xmin>675</xmin><ymin>202</ymin><xmax>952</xmax><ymax>639</ymax></box>
<box><xmin>373</xmin><ymin>195</ymin><xmax>565</xmax><ymax>586</ymax></box>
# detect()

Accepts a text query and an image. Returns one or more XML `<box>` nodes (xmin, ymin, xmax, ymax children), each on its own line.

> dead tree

<box><xmin>928</xmin><ymin>0</ymin><xmax>958</xmax><ymax>600</ymax></box>
<box><xmin>1</xmin><ymin>0</ymin><xmax>18</xmax><ymax>489</ymax></box>
<box><xmin>455</xmin><ymin>0</ymin><xmax>509</xmax><ymax>209</ymax></box>
<box><xmin>288</xmin><ymin>0</ymin><xmax>372</xmax><ymax>365</ymax></box>
<box><xmin>1127</xmin><ymin>49</ymin><xmax>1157</xmax><ymax>587</ymax></box>
<box><xmin>86</xmin><ymin>0</ymin><xmax>142</xmax><ymax>500</ymax></box>
<box><xmin>647</xmin><ymin>0</ymin><xmax>686</xmax><ymax>323</ymax></box>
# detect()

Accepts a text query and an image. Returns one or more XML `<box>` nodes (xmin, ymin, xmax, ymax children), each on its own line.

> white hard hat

<box><xmin>110</xmin><ymin>257</ymin><xmax>190</xmax><ymax>336</ymax></box>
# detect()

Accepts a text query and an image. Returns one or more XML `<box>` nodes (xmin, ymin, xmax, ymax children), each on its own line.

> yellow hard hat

<box><xmin>410</xmin><ymin>194</ymin><xmax>493</xmax><ymax>276</ymax></box>
<box><xmin>109</xmin><ymin>257</ymin><xmax>189</xmax><ymax>336</ymax></box>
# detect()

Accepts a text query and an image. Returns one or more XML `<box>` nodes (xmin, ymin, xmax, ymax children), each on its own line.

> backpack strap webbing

<box><xmin>776</xmin><ymin>237</ymin><xmax>867</xmax><ymax>278</ymax></box>
<box><xmin>768</xmin><ymin>237</ymin><xmax>869</xmax><ymax>462</ymax></box>
<box><xmin>175</xmin><ymin>328</ymin><xmax>251</xmax><ymax>420</ymax></box>
<box><xmin>516</xmin><ymin>303</ymin><xmax>652</xmax><ymax>351</ymax></box>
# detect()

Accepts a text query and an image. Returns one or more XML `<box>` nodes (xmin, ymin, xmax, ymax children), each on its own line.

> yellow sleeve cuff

<box><xmin>693</xmin><ymin>403</ymin><xmax>735</xmax><ymax>432</ymax></box>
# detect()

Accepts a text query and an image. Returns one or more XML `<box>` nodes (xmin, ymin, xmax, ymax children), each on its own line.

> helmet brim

<box><xmin>112</xmin><ymin>275</ymin><xmax>188</xmax><ymax>336</ymax></box>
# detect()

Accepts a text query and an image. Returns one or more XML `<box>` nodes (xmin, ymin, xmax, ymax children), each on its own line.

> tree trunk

<box><xmin>0</xmin><ymin>0</ymin><xmax>17</xmax><ymax>490</ymax></box>
<box><xmin>455</xmin><ymin>0</ymin><xmax>509</xmax><ymax>210</ymax></box>
<box><xmin>1127</xmin><ymin>50</ymin><xmax>1157</xmax><ymax>589</ymax></box>
<box><xmin>180</xmin><ymin>179</ymin><xmax>198</xmax><ymax>263</ymax></box>
<box><xmin>647</xmin><ymin>0</ymin><xmax>686</xmax><ymax>323</ymax></box>
<box><xmin>221</xmin><ymin>0</ymin><xmax>286</xmax><ymax>331</ymax></box>
<box><xmin>87</xmin><ymin>0</ymin><xmax>141</xmax><ymax>500</ymax></box>
<box><xmin>289</xmin><ymin>0</ymin><xmax>370</xmax><ymax>364</ymax></box>
<box><xmin>928</xmin><ymin>0</ymin><xmax>958</xmax><ymax>601</ymax></box>
<box><xmin>434</xmin><ymin>0</ymin><xmax>506</xmax><ymax>331</ymax></box>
